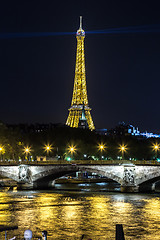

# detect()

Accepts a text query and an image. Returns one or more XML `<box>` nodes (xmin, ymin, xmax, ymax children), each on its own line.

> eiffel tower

<box><xmin>66</xmin><ymin>17</ymin><xmax>95</xmax><ymax>130</ymax></box>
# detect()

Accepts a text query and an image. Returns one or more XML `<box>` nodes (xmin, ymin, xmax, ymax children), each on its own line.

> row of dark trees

<box><xmin>0</xmin><ymin>121</ymin><xmax>159</xmax><ymax>160</ymax></box>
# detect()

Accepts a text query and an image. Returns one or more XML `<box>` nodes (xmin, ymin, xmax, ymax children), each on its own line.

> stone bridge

<box><xmin>0</xmin><ymin>163</ymin><xmax>160</xmax><ymax>192</ymax></box>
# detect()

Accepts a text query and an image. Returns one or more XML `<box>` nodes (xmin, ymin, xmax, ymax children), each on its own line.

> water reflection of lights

<box><xmin>36</xmin><ymin>194</ymin><xmax>59</xmax><ymax>223</ymax></box>
<box><xmin>0</xmin><ymin>192</ymin><xmax>12</xmax><ymax>223</ymax></box>
<box><xmin>112</xmin><ymin>194</ymin><xmax>144</xmax><ymax>202</ymax></box>
<box><xmin>113</xmin><ymin>201</ymin><xmax>131</xmax><ymax>214</ymax></box>
<box><xmin>144</xmin><ymin>199</ymin><xmax>160</xmax><ymax>219</ymax></box>
<box><xmin>62</xmin><ymin>205</ymin><xmax>78</xmax><ymax>221</ymax></box>
<box><xmin>1</xmin><ymin>191</ymin><xmax>160</xmax><ymax>239</ymax></box>
<box><xmin>89</xmin><ymin>196</ymin><xmax>109</xmax><ymax>216</ymax></box>
<box><xmin>36</xmin><ymin>194</ymin><xmax>82</xmax><ymax>234</ymax></box>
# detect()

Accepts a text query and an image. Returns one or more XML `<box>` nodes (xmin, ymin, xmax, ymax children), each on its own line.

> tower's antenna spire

<box><xmin>80</xmin><ymin>16</ymin><xmax>82</xmax><ymax>29</ymax></box>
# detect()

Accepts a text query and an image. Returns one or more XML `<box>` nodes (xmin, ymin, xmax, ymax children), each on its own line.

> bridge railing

<box><xmin>0</xmin><ymin>159</ymin><xmax>160</xmax><ymax>165</ymax></box>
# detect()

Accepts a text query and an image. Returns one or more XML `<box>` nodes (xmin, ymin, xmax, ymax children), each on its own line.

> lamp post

<box><xmin>99</xmin><ymin>145</ymin><xmax>104</xmax><ymax>160</ymax></box>
<box><xmin>0</xmin><ymin>146</ymin><xmax>4</xmax><ymax>160</ymax></box>
<box><xmin>44</xmin><ymin>144</ymin><xmax>53</xmax><ymax>158</ymax></box>
<box><xmin>153</xmin><ymin>144</ymin><xmax>159</xmax><ymax>160</ymax></box>
<box><xmin>119</xmin><ymin>144</ymin><xmax>127</xmax><ymax>160</ymax></box>
<box><xmin>98</xmin><ymin>143</ymin><xmax>106</xmax><ymax>162</ymax></box>
<box><xmin>68</xmin><ymin>145</ymin><xmax>76</xmax><ymax>161</ymax></box>
<box><xmin>24</xmin><ymin>146</ymin><xmax>31</xmax><ymax>161</ymax></box>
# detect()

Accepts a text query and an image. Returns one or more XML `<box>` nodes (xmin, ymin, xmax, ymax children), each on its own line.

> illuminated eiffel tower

<box><xmin>66</xmin><ymin>17</ymin><xmax>95</xmax><ymax>130</ymax></box>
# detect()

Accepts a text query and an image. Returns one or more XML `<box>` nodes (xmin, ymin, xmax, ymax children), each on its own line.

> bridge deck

<box><xmin>0</xmin><ymin>159</ymin><xmax>160</xmax><ymax>166</ymax></box>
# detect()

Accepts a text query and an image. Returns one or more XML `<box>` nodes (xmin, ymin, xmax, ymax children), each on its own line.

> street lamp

<box><xmin>69</xmin><ymin>146</ymin><xmax>76</xmax><ymax>154</ymax></box>
<box><xmin>119</xmin><ymin>144</ymin><xmax>127</xmax><ymax>160</ymax></box>
<box><xmin>152</xmin><ymin>144</ymin><xmax>159</xmax><ymax>160</ymax></box>
<box><xmin>67</xmin><ymin>145</ymin><xmax>76</xmax><ymax>160</ymax></box>
<box><xmin>44</xmin><ymin>144</ymin><xmax>53</xmax><ymax>155</ymax></box>
<box><xmin>98</xmin><ymin>143</ymin><xmax>106</xmax><ymax>160</ymax></box>
<box><xmin>23</xmin><ymin>146</ymin><xmax>31</xmax><ymax>160</ymax></box>
<box><xmin>0</xmin><ymin>146</ymin><xmax>4</xmax><ymax>160</ymax></box>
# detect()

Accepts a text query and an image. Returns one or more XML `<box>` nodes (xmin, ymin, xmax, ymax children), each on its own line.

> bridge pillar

<box><xmin>17</xmin><ymin>165</ymin><xmax>34</xmax><ymax>189</ymax></box>
<box><xmin>121</xmin><ymin>164</ymin><xmax>139</xmax><ymax>192</ymax></box>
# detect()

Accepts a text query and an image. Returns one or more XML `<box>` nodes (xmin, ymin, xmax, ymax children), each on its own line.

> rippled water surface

<box><xmin>0</xmin><ymin>186</ymin><xmax>160</xmax><ymax>239</ymax></box>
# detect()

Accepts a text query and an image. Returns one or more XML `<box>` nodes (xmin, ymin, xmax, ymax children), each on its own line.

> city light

<box><xmin>152</xmin><ymin>143</ymin><xmax>160</xmax><ymax>160</ymax></box>
<box><xmin>68</xmin><ymin>145</ymin><xmax>76</xmax><ymax>154</ymax></box>
<box><xmin>98</xmin><ymin>143</ymin><xmax>106</xmax><ymax>160</ymax></box>
<box><xmin>65</xmin><ymin>145</ymin><xmax>77</xmax><ymax>161</ymax></box>
<box><xmin>98</xmin><ymin>143</ymin><xmax>106</xmax><ymax>151</ymax></box>
<box><xmin>0</xmin><ymin>146</ymin><xmax>3</xmax><ymax>152</ymax></box>
<box><xmin>43</xmin><ymin>144</ymin><xmax>53</xmax><ymax>154</ymax></box>
<box><xmin>153</xmin><ymin>144</ymin><xmax>159</xmax><ymax>151</ymax></box>
<box><xmin>0</xmin><ymin>146</ymin><xmax>4</xmax><ymax>160</ymax></box>
<box><xmin>119</xmin><ymin>144</ymin><xmax>127</xmax><ymax>160</ymax></box>
<box><xmin>23</xmin><ymin>146</ymin><xmax>31</xmax><ymax>157</ymax></box>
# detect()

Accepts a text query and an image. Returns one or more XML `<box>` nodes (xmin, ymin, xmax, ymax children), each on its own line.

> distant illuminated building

<box><xmin>66</xmin><ymin>16</ymin><xmax>95</xmax><ymax>130</ymax></box>
<box><xmin>108</xmin><ymin>122</ymin><xmax>140</xmax><ymax>136</ymax></box>
<box><xmin>108</xmin><ymin>122</ymin><xmax>160</xmax><ymax>138</ymax></box>
<box><xmin>140</xmin><ymin>132</ymin><xmax>160</xmax><ymax>138</ymax></box>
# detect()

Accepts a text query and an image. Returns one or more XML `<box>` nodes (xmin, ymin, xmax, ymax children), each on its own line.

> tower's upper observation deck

<box><xmin>76</xmin><ymin>16</ymin><xmax>85</xmax><ymax>37</ymax></box>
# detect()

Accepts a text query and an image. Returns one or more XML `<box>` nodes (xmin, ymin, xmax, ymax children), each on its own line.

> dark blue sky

<box><xmin>0</xmin><ymin>1</ymin><xmax>160</xmax><ymax>133</ymax></box>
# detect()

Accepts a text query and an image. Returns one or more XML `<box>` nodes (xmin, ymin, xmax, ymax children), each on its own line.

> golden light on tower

<box><xmin>66</xmin><ymin>16</ymin><xmax>95</xmax><ymax>130</ymax></box>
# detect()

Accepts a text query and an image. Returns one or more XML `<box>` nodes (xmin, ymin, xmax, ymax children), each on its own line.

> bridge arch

<box><xmin>138</xmin><ymin>176</ymin><xmax>160</xmax><ymax>192</ymax></box>
<box><xmin>32</xmin><ymin>165</ymin><xmax>123</xmax><ymax>188</ymax></box>
<box><xmin>135</xmin><ymin>166</ymin><xmax>160</xmax><ymax>185</ymax></box>
<box><xmin>32</xmin><ymin>165</ymin><xmax>79</xmax><ymax>188</ymax></box>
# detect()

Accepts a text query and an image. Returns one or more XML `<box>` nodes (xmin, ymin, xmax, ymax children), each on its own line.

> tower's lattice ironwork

<box><xmin>66</xmin><ymin>17</ymin><xmax>95</xmax><ymax>130</ymax></box>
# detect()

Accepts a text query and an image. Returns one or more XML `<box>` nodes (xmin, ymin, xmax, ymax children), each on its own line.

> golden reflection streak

<box><xmin>36</xmin><ymin>194</ymin><xmax>82</xmax><ymax>237</ymax></box>
<box><xmin>143</xmin><ymin>199</ymin><xmax>160</xmax><ymax>219</ymax></box>
<box><xmin>112</xmin><ymin>201</ymin><xmax>131</xmax><ymax>214</ymax></box>
<box><xmin>86</xmin><ymin>196</ymin><xmax>112</xmax><ymax>237</ymax></box>
<box><xmin>62</xmin><ymin>204</ymin><xmax>81</xmax><ymax>226</ymax></box>
<box><xmin>35</xmin><ymin>194</ymin><xmax>59</xmax><ymax>224</ymax></box>
<box><xmin>15</xmin><ymin>198</ymin><xmax>38</xmax><ymax>230</ymax></box>
<box><xmin>0</xmin><ymin>192</ymin><xmax>13</xmax><ymax>223</ymax></box>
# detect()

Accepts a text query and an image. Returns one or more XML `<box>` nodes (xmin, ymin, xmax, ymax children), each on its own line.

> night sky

<box><xmin>0</xmin><ymin>1</ymin><xmax>160</xmax><ymax>133</ymax></box>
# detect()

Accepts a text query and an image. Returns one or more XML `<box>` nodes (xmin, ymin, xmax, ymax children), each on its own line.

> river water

<box><xmin>0</xmin><ymin>183</ymin><xmax>160</xmax><ymax>239</ymax></box>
